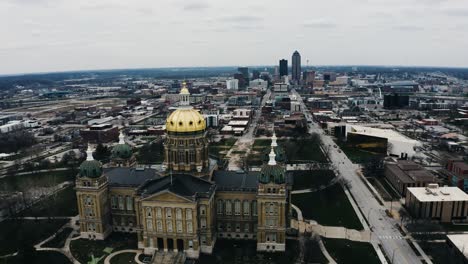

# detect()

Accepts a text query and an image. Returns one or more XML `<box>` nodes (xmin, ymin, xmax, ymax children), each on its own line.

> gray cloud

<box><xmin>183</xmin><ymin>2</ymin><xmax>210</xmax><ymax>11</ymax></box>
<box><xmin>303</xmin><ymin>19</ymin><xmax>337</xmax><ymax>29</ymax></box>
<box><xmin>220</xmin><ymin>15</ymin><xmax>263</xmax><ymax>23</ymax></box>
<box><xmin>442</xmin><ymin>8</ymin><xmax>468</xmax><ymax>17</ymax></box>
<box><xmin>393</xmin><ymin>25</ymin><xmax>425</xmax><ymax>31</ymax></box>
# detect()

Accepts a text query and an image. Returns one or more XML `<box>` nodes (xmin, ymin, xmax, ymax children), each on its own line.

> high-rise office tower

<box><xmin>291</xmin><ymin>51</ymin><xmax>301</xmax><ymax>84</ymax></box>
<box><xmin>237</xmin><ymin>67</ymin><xmax>249</xmax><ymax>81</ymax></box>
<box><xmin>279</xmin><ymin>59</ymin><xmax>288</xmax><ymax>77</ymax></box>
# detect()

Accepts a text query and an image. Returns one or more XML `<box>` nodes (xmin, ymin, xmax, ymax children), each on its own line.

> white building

<box><xmin>0</xmin><ymin>121</ymin><xmax>23</xmax><ymax>133</ymax></box>
<box><xmin>226</xmin><ymin>79</ymin><xmax>239</xmax><ymax>90</ymax></box>
<box><xmin>249</xmin><ymin>79</ymin><xmax>268</xmax><ymax>91</ymax></box>
<box><xmin>345</xmin><ymin>124</ymin><xmax>422</xmax><ymax>158</ymax></box>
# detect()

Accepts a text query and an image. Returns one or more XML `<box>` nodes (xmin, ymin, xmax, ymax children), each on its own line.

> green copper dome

<box><xmin>112</xmin><ymin>144</ymin><xmax>133</xmax><ymax>159</ymax></box>
<box><xmin>79</xmin><ymin>160</ymin><xmax>103</xmax><ymax>178</ymax></box>
<box><xmin>259</xmin><ymin>164</ymin><xmax>285</xmax><ymax>184</ymax></box>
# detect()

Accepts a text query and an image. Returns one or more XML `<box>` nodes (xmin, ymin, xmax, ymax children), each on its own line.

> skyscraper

<box><xmin>279</xmin><ymin>59</ymin><xmax>288</xmax><ymax>77</ymax></box>
<box><xmin>237</xmin><ymin>67</ymin><xmax>249</xmax><ymax>82</ymax></box>
<box><xmin>291</xmin><ymin>51</ymin><xmax>301</xmax><ymax>84</ymax></box>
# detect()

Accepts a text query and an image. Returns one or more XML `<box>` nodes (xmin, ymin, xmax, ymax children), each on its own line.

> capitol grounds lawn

<box><xmin>335</xmin><ymin>141</ymin><xmax>384</xmax><ymax>164</ymax></box>
<box><xmin>208</xmin><ymin>138</ymin><xmax>237</xmax><ymax>159</ymax></box>
<box><xmin>0</xmin><ymin>169</ymin><xmax>76</xmax><ymax>192</ymax></box>
<box><xmin>110</xmin><ymin>252</ymin><xmax>137</xmax><ymax>264</ymax></box>
<box><xmin>292</xmin><ymin>183</ymin><xmax>363</xmax><ymax>230</ymax></box>
<box><xmin>251</xmin><ymin>137</ymin><xmax>328</xmax><ymax>163</ymax></box>
<box><xmin>418</xmin><ymin>241</ymin><xmax>458</xmax><ymax>264</ymax></box>
<box><xmin>291</xmin><ymin>170</ymin><xmax>336</xmax><ymax>191</ymax></box>
<box><xmin>197</xmin><ymin>238</ymin><xmax>327</xmax><ymax>264</ymax></box>
<box><xmin>0</xmin><ymin>218</ymin><xmax>68</xmax><ymax>256</ymax></box>
<box><xmin>0</xmin><ymin>251</ymin><xmax>72</xmax><ymax>264</ymax></box>
<box><xmin>19</xmin><ymin>185</ymin><xmax>78</xmax><ymax>217</ymax></box>
<box><xmin>70</xmin><ymin>233</ymin><xmax>138</xmax><ymax>264</ymax></box>
<box><xmin>42</xmin><ymin>227</ymin><xmax>74</xmax><ymax>248</ymax></box>
<box><xmin>322</xmin><ymin>238</ymin><xmax>380</xmax><ymax>264</ymax></box>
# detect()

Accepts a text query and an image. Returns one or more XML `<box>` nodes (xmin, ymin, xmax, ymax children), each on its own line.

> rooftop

<box><xmin>106</xmin><ymin>167</ymin><xmax>159</xmax><ymax>187</ymax></box>
<box><xmin>408</xmin><ymin>185</ymin><xmax>468</xmax><ymax>202</ymax></box>
<box><xmin>137</xmin><ymin>174</ymin><xmax>214</xmax><ymax>200</ymax></box>
<box><xmin>213</xmin><ymin>170</ymin><xmax>259</xmax><ymax>191</ymax></box>
<box><xmin>447</xmin><ymin>234</ymin><xmax>468</xmax><ymax>258</ymax></box>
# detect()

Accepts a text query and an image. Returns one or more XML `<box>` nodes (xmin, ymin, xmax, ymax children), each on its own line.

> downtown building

<box><xmin>291</xmin><ymin>51</ymin><xmax>301</xmax><ymax>84</ymax></box>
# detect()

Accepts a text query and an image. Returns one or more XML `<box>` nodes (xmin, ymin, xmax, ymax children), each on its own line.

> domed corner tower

<box><xmin>110</xmin><ymin>131</ymin><xmax>135</xmax><ymax>167</ymax></box>
<box><xmin>75</xmin><ymin>145</ymin><xmax>112</xmax><ymax>240</ymax></box>
<box><xmin>256</xmin><ymin>135</ymin><xmax>288</xmax><ymax>252</ymax></box>
<box><xmin>162</xmin><ymin>82</ymin><xmax>209</xmax><ymax>175</ymax></box>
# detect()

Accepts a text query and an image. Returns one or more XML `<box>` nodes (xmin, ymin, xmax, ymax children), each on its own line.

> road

<box><xmin>291</xmin><ymin>89</ymin><xmax>422</xmax><ymax>264</ymax></box>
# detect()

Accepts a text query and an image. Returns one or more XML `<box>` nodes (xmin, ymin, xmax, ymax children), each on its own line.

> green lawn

<box><xmin>110</xmin><ymin>252</ymin><xmax>137</xmax><ymax>264</ymax></box>
<box><xmin>70</xmin><ymin>233</ymin><xmax>138</xmax><ymax>264</ymax></box>
<box><xmin>42</xmin><ymin>227</ymin><xmax>73</xmax><ymax>248</ymax></box>
<box><xmin>253</xmin><ymin>139</ymin><xmax>271</xmax><ymax>147</ymax></box>
<box><xmin>292</xmin><ymin>170</ymin><xmax>336</xmax><ymax>191</ymax></box>
<box><xmin>419</xmin><ymin>242</ymin><xmax>459</xmax><ymax>264</ymax></box>
<box><xmin>0</xmin><ymin>170</ymin><xmax>76</xmax><ymax>192</ymax></box>
<box><xmin>336</xmin><ymin>141</ymin><xmax>384</xmax><ymax>164</ymax></box>
<box><xmin>0</xmin><ymin>219</ymin><xmax>68</xmax><ymax>255</ymax></box>
<box><xmin>323</xmin><ymin>238</ymin><xmax>380</xmax><ymax>264</ymax></box>
<box><xmin>197</xmin><ymin>239</ymin><xmax>326</xmax><ymax>264</ymax></box>
<box><xmin>0</xmin><ymin>250</ymin><xmax>72</xmax><ymax>264</ymax></box>
<box><xmin>20</xmin><ymin>186</ymin><xmax>78</xmax><ymax>217</ymax></box>
<box><xmin>209</xmin><ymin>138</ymin><xmax>237</xmax><ymax>159</ymax></box>
<box><xmin>281</xmin><ymin>138</ymin><xmax>327</xmax><ymax>163</ymax></box>
<box><xmin>292</xmin><ymin>184</ymin><xmax>363</xmax><ymax>230</ymax></box>
<box><xmin>252</xmin><ymin>137</ymin><xmax>327</xmax><ymax>163</ymax></box>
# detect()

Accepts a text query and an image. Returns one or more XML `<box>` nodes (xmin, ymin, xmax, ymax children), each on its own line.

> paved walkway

<box><xmin>104</xmin><ymin>249</ymin><xmax>144</xmax><ymax>264</ymax></box>
<box><xmin>34</xmin><ymin>215</ymin><xmax>81</xmax><ymax>264</ymax></box>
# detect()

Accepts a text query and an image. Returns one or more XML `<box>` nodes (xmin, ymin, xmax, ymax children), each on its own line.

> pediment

<box><xmin>141</xmin><ymin>190</ymin><xmax>193</xmax><ymax>204</ymax></box>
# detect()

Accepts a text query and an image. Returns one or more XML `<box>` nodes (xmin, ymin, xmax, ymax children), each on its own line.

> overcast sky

<box><xmin>1</xmin><ymin>0</ymin><xmax>468</xmax><ymax>75</ymax></box>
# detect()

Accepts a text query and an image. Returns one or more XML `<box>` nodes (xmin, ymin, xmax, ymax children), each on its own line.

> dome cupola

<box><xmin>79</xmin><ymin>145</ymin><xmax>103</xmax><ymax>178</ymax></box>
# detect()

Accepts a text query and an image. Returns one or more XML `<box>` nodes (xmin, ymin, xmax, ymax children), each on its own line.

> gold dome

<box><xmin>180</xmin><ymin>82</ymin><xmax>189</xmax><ymax>95</ymax></box>
<box><xmin>166</xmin><ymin>108</ymin><xmax>206</xmax><ymax>133</ymax></box>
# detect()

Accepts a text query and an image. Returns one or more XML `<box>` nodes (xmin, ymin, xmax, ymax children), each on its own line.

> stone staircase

<box><xmin>152</xmin><ymin>251</ymin><xmax>186</xmax><ymax>264</ymax></box>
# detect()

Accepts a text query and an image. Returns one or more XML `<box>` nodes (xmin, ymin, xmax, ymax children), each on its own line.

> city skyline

<box><xmin>1</xmin><ymin>0</ymin><xmax>468</xmax><ymax>75</ymax></box>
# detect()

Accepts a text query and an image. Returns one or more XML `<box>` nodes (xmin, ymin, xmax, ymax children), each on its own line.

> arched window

<box><xmin>225</xmin><ymin>200</ymin><xmax>232</xmax><ymax>215</ymax></box>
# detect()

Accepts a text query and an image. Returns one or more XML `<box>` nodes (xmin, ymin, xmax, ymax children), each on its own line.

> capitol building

<box><xmin>75</xmin><ymin>83</ymin><xmax>291</xmax><ymax>259</ymax></box>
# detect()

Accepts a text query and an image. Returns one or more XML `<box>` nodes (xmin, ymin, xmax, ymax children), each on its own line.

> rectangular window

<box><xmin>244</xmin><ymin>223</ymin><xmax>249</xmax><ymax>232</ymax></box>
<box><xmin>126</xmin><ymin>196</ymin><xmax>133</xmax><ymax>211</ymax></box>
<box><xmin>225</xmin><ymin>200</ymin><xmax>232</xmax><ymax>215</ymax></box>
<box><xmin>176</xmin><ymin>220</ymin><xmax>183</xmax><ymax>233</ymax></box>
<box><xmin>166</xmin><ymin>208</ymin><xmax>172</xmax><ymax>218</ymax></box>
<box><xmin>200</xmin><ymin>217</ymin><xmax>207</xmax><ymax>229</ymax></box>
<box><xmin>157</xmin><ymin>220</ymin><xmax>163</xmax><ymax>232</ymax></box>
<box><xmin>186</xmin><ymin>209</ymin><xmax>192</xmax><ymax>220</ymax></box>
<box><xmin>243</xmin><ymin>201</ymin><xmax>250</xmax><ymax>216</ymax></box>
<box><xmin>146</xmin><ymin>219</ymin><xmax>153</xmax><ymax>231</ymax></box>
<box><xmin>217</xmin><ymin>201</ymin><xmax>223</xmax><ymax>215</ymax></box>
<box><xmin>200</xmin><ymin>205</ymin><xmax>206</xmax><ymax>216</ymax></box>
<box><xmin>187</xmin><ymin>221</ymin><xmax>193</xmax><ymax>233</ymax></box>
<box><xmin>118</xmin><ymin>196</ymin><xmax>124</xmax><ymax>210</ymax></box>
<box><xmin>111</xmin><ymin>196</ymin><xmax>117</xmax><ymax>209</ymax></box>
<box><xmin>252</xmin><ymin>201</ymin><xmax>257</xmax><ymax>216</ymax></box>
<box><xmin>146</xmin><ymin>207</ymin><xmax>152</xmax><ymax>218</ymax></box>
<box><xmin>167</xmin><ymin>220</ymin><xmax>173</xmax><ymax>232</ymax></box>
<box><xmin>176</xmin><ymin>208</ymin><xmax>182</xmax><ymax>220</ymax></box>
<box><xmin>226</xmin><ymin>223</ymin><xmax>231</xmax><ymax>232</ymax></box>
<box><xmin>156</xmin><ymin>207</ymin><xmax>162</xmax><ymax>218</ymax></box>
<box><xmin>234</xmin><ymin>200</ymin><xmax>241</xmax><ymax>215</ymax></box>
